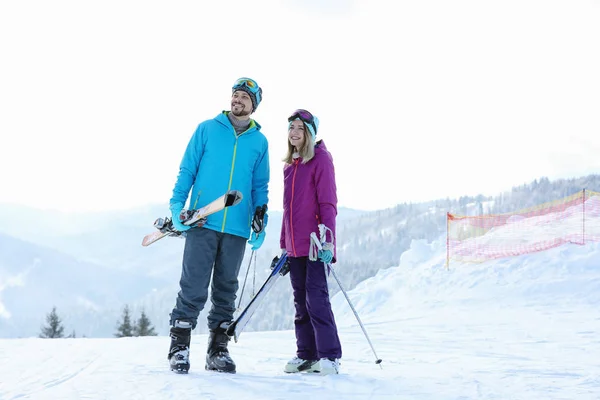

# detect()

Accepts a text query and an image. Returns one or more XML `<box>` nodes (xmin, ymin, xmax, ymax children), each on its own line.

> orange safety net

<box><xmin>447</xmin><ymin>190</ymin><xmax>600</xmax><ymax>265</ymax></box>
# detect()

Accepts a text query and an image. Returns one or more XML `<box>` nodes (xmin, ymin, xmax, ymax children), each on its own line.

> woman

<box><xmin>279</xmin><ymin>109</ymin><xmax>342</xmax><ymax>375</ymax></box>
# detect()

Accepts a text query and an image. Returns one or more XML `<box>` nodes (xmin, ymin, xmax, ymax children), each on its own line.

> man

<box><xmin>167</xmin><ymin>77</ymin><xmax>269</xmax><ymax>374</ymax></box>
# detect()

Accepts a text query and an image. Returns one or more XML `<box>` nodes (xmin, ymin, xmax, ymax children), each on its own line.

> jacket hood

<box><xmin>315</xmin><ymin>139</ymin><xmax>328</xmax><ymax>153</ymax></box>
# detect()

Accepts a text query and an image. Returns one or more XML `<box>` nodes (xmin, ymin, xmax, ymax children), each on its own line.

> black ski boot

<box><xmin>205</xmin><ymin>322</ymin><xmax>236</xmax><ymax>373</ymax></box>
<box><xmin>168</xmin><ymin>320</ymin><xmax>192</xmax><ymax>374</ymax></box>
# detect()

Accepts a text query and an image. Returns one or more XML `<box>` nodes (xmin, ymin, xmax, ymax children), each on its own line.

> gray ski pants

<box><xmin>169</xmin><ymin>227</ymin><xmax>246</xmax><ymax>330</ymax></box>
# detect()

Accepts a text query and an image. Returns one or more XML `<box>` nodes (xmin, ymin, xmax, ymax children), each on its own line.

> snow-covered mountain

<box><xmin>0</xmin><ymin>204</ymin><xmax>370</xmax><ymax>338</ymax></box>
<box><xmin>0</xmin><ymin>233</ymin><xmax>168</xmax><ymax>338</ymax></box>
<box><xmin>1</xmin><ymin>174</ymin><xmax>598</xmax><ymax>339</ymax></box>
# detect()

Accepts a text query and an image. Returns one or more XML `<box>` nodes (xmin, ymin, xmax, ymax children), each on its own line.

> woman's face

<box><xmin>288</xmin><ymin>120</ymin><xmax>306</xmax><ymax>149</ymax></box>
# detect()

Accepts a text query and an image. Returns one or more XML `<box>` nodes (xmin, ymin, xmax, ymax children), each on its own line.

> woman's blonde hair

<box><xmin>283</xmin><ymin>122</ymin><xmax>315</xmax><ymax>164</ymax></box>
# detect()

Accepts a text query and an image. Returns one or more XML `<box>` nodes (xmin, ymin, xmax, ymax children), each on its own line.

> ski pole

<box><xmin>327</xmin><ymin>263</ymin><xmax>383</xmax><ymax>368</ymax></box>
<box><xmin>309</xmin><ymin>231</ymin><xmax>383</xmax><ymax>367</ymax></box>
<box><xmin>251</xmin><ymin>250</ymin><xmax>257</xmax><ymax>297</ymax></box>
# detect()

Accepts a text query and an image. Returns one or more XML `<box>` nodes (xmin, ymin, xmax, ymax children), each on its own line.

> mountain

<box><xmin>0</xmin><ymin>203</ymin><xmax>370</xmax><ymax>338</ymax></box>
<box><xmin>0</xmin><ymin>233</ymin><xmax>166</xmax><ymax>338</ymax></box>
<box><xmin>1</xmin><ymin>173</ymin><xmax>599</xmax><ymax>338</ymax></box>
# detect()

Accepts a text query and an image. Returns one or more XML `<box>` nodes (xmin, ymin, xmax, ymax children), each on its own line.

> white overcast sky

<box><xmin>1</xmin><ymin>0</ymin><xmax>599</xmax><ymax>213</ymax></box>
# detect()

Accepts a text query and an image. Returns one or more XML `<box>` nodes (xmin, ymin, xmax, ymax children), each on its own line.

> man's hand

<box><xmin>248</xmin><ymin>231</ymin><xmax>265</xmax><ymax>250</ymax></box>
<box><xmin>169</xmin><ymin>203</ymin><xmax>191</xmax><ymax>232</ymax></box>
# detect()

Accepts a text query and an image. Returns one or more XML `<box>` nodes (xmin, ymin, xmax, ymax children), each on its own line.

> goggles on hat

<box><xmin>287</xmin><ymin>109</ymin><xmax>315</xmax><ymax>124</ymax></box>
<box><xmin>232</xmin><ymin>78</ymin><xmax>262</xmax><ymax>104</ymax></box>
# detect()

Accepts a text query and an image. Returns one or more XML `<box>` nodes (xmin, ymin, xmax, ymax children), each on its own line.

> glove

<box><xmin>248</xmin><ymin>231</ymin><xmax>265</xmax><ymax>250</ymax></box>
<box><xmin>252</xmin><ymin>205</ymin><xmax>268</xmax><ymax>233</ymax></box>
<box><xmin>280</xmin><ymin>248</ymin><xmax>287</xmax><ymax>257</ymax></box>
<box><xmin>318</xmin><ymin>249</ymin><xmax>333</xmax><ymax>264</ymax></box>
<box><xmin>169</xmin><ymin>202</ymin><xmax>191</xmax><ymax>232</ymax></box>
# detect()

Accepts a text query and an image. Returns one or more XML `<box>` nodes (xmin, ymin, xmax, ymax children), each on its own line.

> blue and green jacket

<box><xmin>170</xmin><ymin>111</ymin><xmax>270</xmax><ymax>239</ymax></box>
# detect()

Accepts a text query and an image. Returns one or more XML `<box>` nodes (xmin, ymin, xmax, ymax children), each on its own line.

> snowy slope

<box><xmin>1</xmin><ymin>238</ymin><xmax>599</xmax><ymax>399</ymax></box>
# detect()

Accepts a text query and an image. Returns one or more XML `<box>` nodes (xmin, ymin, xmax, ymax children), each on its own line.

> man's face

<box><xmin>230</xmin><ymin>90</ymin><xmax>253</xmax><ymax>117</ymax></box>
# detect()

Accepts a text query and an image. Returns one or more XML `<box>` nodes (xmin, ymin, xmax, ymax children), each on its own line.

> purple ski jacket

<box><xmin>280</xmin><ymin>140</ymin><xmax>338</xmax><ymax>262</ymax></box>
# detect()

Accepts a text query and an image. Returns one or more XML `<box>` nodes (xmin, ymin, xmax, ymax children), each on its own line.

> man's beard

<box><xmin>231</xmin><ymin>104</ymin><xmax>251</xmax><ymax>118</ymax></box>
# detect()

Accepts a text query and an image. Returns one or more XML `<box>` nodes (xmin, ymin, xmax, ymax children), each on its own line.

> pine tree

<box><xmin>134</xmin><ymin>310</ymin><xmax>157</xmax><ymax>336</ymax></box>
<box><xmin>40</xmin><ymin>306</ymin><xmax>65</xmax><ymax>338</ymax></box>
<box><xmin>115</xmin><ymin>305</ymin><xmax>134</xmax><ymax>337</ymax></box>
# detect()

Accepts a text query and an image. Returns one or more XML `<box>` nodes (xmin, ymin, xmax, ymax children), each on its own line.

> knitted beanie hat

<box><xmin>232</xmin><ymin>77</ymin><xmax>262</xmax><ymax>112</ymax></box>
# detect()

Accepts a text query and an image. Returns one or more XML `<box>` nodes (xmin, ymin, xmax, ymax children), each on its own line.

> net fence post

<box><xmin>446</xmin><ymin>212</ymin><xmax>450</xmax><ymax>270</ymax></box>
<box><xmin>583</xmin><ymin>188</ymin><xmax>586</xmax><ymax>245</ymax></box>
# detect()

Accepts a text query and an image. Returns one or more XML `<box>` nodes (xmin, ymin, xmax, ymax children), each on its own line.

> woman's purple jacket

<box><xmin>280</xmin><ymin>140</ymin><xmax>338</xmax><ymax>262</ymax></box>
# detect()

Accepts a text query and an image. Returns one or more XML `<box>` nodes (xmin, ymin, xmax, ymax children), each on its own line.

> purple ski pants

<box><xmin>288</xmin><ymin>256</ymin><xmax>342</xmax><ymax>360</ymax></box>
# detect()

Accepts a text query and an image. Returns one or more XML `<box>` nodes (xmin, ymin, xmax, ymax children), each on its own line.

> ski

<box><xmin>226</xmin><ymin>254</ymin><xmax>290</xmax><ymax>342</ymax></box>
<box><xmin>141</xmin><ymin>190</ymin><xmax>243</xmax><ymax>247</ymax></box>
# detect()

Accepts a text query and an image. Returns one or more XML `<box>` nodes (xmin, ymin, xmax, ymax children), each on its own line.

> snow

<box><xmin>1</xmin><ymin>235</ymin><xmax>599</xmax><ymax>399</ymax></box>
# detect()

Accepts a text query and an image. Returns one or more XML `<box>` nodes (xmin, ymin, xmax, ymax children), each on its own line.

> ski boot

<box><xmin>283</xmin><ymin>356</ymin><xmax>318</xmax><ymax>373</ymax></box>
<box><xmin>314</xmin><ymin>357</ymin><xmax>340</xmax><ymax>375</ymax></box>
<box><xmin>168</xmin><ymin>320</ymin><xmax>192</xmax><ymax>373</ymax></box>
<box><xmin>205</xmin><ymin>322</ymin><xmax>236</xmax><ymax>373</ymax></box>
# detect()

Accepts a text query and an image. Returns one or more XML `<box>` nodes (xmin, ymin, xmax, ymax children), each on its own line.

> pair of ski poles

<box><xmin>238</xmin><ymin>250</ymin><xmax>258</xmax><ymax>309</ymax></box>
<box><xmin>238</xmin><ymin>205</ymin><xmax>267</xmax><ymax>308</ymax></box>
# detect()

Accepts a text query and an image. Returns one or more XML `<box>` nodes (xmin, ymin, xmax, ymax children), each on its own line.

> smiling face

<box><xmin>288</xmin><ymin>119</ymin><xmax>307</xmax><ymax>150</ymax></box>
<box><xmin>230</xmin><ymin>90</ymin><xmax>253</xmax><ymax>118</ymax></box>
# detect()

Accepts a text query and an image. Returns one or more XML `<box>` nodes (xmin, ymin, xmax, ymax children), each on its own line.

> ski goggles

<box><xmin>232</xmin><ymin>78</ymin><xmax>262</xmax><ymax>104</ymax></box>
<box><xmin>287</xmin><ymin>109</ymin><xmax>315</xmax><ymax>125</ymax></box>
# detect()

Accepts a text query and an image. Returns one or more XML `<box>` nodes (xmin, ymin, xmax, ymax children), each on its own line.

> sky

<box><xmin>1</xmin><ymin>0</ymin><xmax>600</xmax><ymax>213</ymax></box>
<box><xmin>1</xmin><ymin>234</ymin><xmax>599</xmax><ymax>399</ymax></box>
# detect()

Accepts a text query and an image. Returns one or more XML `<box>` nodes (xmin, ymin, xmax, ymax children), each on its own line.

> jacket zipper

<box><xmin>192</xmin><ymin>191</ymin><xmax>202</xmax><ymax>209</ymax></box>
<box><xmin>222</xmin><ymin>133</ymin><xmax>239</xmax><ymax>232</ymax></box>
<box><xmin>290</xmin><ymin>159</ymin><xmax>299</xmax><ymax>256</ymax></box>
